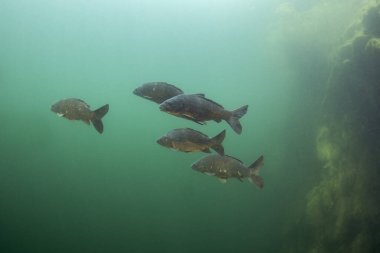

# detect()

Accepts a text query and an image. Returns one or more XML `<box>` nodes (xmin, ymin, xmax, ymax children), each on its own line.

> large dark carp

<box><xmin>159</xmin><ymin>94</ymin><xmax>248</xmax><ymax>134</ymax></box>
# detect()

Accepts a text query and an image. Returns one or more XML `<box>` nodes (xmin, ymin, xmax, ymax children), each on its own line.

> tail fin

<box><xmin>248</xmin><ymin>155</ymin><xmax>264</xmax><ymax>189</ymax></box>
<box><xmin>210</xmin><ymin>130</ymin><xmax>226</xmax><ymax>156</ymax></box>
<box><xmin>226</xmin><ymin>105</ymin><xmax>248</xmax><ymax>134</ymax></box>
<box><xmin>91</xmin><ymin>104</ymin><xmax>109</xmax><ymax>134</ymax></box>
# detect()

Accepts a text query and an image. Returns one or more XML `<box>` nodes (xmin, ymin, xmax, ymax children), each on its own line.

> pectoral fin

<box><xmin>202</xmin><ymin>148</ymin><xmax>211</xmax><ymax>153</ymax></box>
<box><xmin>218</xmin><ymin>178</ymin><xmax>227</xmax><ymax>183</ymax></box>
<box><xmin>57</xmin><ymin>113</ymin><xmax>64</xmax><ymax>117</ymax></box>
<box><xmin>179</xmin><ymin>114</ymin><xmax>205</xmax><ymax>125</ymax></box>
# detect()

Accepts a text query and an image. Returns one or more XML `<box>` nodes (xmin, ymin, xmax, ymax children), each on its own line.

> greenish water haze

<box><xmin>0</xmin><ymin>0</ymin><xmax>358</xmax><ymax>252</ymax></box>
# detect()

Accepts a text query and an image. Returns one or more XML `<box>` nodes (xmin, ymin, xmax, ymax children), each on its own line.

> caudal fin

<box><xmin>226</xmin><ymin>105</ymin><xmax>248</xmax><ymax>134</ymax></box>
<box><xmin>91</xmin><ymin>104</ymin><xmax>109</xmax><ymax>134</ymax></box>
<box><xmin>248</xmin><ymin>155</ymin><xmax>264</xmax><ymax>189</ymax></box>
<box><xmin>210</xmin><ymin>130</ymin><xmax>226</xmax><ymax>156</ymax></box>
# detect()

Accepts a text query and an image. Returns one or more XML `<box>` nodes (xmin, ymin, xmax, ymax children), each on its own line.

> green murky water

<box><xmin>1</xmin><ymin>1</ymin><xmax>378</xmax><ymax>252</ymax></box>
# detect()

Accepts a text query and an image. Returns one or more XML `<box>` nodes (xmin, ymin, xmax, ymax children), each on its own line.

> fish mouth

<box><xmin>156</xmin><ymin>137</ymin><xmax>170</xmax><ymax>147</ymax></box>
<box><xmin>190</xmin><ymin>162</ymin><xmax>198</xmax><ymax>169</ymax></box>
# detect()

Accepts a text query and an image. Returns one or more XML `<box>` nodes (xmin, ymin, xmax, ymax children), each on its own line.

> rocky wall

<box><xmin>307</xmin><ymin>1</ymin><xmax>380</xmax><ymax>252</ymax></box>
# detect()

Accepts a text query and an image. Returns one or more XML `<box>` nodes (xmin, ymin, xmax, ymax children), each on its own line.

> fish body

<box><xmin>51</xmin><ymin>98</ymin><xmax>109</xmax><ymax>134</ymax></box>
<box><xmin>133</xmin><ymin>82</ymin><xmax>183</xmax><ymax>104</ymax></box>
<box><xmin>159</xmin><ymin>94</ymin><xmax>248</xmax><ymax>134</ymax></box>
<box><xmin>157</xmin><ymin>128</ymin><xmax>226</xmax><ymax>155</ymax></box>
<box><xmin>191</xmin><ymin>154</ymin><xmax>264</xmax><ymax>188</ymax></box>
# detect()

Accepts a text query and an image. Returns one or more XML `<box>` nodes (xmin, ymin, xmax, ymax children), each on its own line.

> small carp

<box><xmin>133</xmin><ymin>82</ymin><xmax>183</xmax><ymax>104</ymax></box>
<box><xmin>191</xmin><ymin>154</ymin><xmax>264</xmax><ymax>188</ymax></box>
<box><xmin>51</xmin><ymin>98</ymin><xmax>109</xmax><ymax>134</ymax></box>
<box><xmin>159</xmin><ymin>94</ymin><xmax>248</xmax><ymax>134</ymax></box>
<box><xmin>157</xmin><ymin>128</ymin><xmax>226</xmax><ymax>156</ymax></box>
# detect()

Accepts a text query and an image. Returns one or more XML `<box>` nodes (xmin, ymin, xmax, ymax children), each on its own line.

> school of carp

<box><xmin>51</xmin><ymin>82</ymin><xmax>264</xmax><ymax>189</ymax></box>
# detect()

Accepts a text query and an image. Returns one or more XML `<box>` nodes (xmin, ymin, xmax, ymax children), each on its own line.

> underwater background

<box><xmin>1</xmin><ymin>0</ymin><xmax>379</xmax><ymax>252</ymax></box>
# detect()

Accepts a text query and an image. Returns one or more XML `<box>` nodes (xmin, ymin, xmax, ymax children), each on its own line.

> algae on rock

<box><xmin>274</xmin><ymin>1</ymin><xmax>380</xmax><ymax>252</ymax></box>
<box><xmin>306</xmin><ymin>1</ymin><xmax>380</xmax><ymax>252</ymax></box>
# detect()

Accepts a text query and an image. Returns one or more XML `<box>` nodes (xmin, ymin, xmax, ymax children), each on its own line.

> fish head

<box><xmin>133</xmin><ymin>86</ymin><xmax>143</xmax><ymax>96</ymax></box>
<box><xmin>156</xmin><ymin>136</ymin><xmax>172</xmax><ymax>148</ymax></box>
<box><xmin>191</xmin><ymin>159</ymin><xmax>207</xmax><ymax>172</ymax></box>
<box><xmin>133</xmin><ymin>85</ymin><xmax>156</xmax><ymax>101</ymax></box>
<box><xmin>50</xmin><ymin>101</ymin><xmax>61</xmax><ymax>114</ymax></box>
<box><xmin>159</xmin><ymin>97</ymin><xmax>184</xmax><ymax>113</ymax></box>
<box><xmin>50</xmin><ymin>102</ymin><xmax>66</xmax><ymax>117</ymax></box>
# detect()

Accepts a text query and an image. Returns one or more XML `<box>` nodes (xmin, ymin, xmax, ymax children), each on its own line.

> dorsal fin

<box><xmin>193</xmin><ymin>94</ymin><xmax>224</xmax><ymax>109</ymax></box>
<box><xmin>77</xmin><ymin>99</ymin><xmax>91</xmax><ymax>108</ymax></box>
<box><xmin>225</xmin><ymin>155</ymin><xmax>243</xmax><ymax>164</ymax></box>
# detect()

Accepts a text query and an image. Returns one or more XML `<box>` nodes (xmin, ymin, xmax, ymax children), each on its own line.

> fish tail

<box><xmin>91</xmin><ymin>104</ymin><xmax>109</xmax><ymax>134</ymax></box>
<box><xmin>248</xmin><ymin>155</ymin><xmax>264</xmax><ymax>189</ymax></box>
<box><xmin>226</xmin><ymin>105</ymin><xmax>248</xmax><ymax>134</ymax></box>
<box><xmin>210</xmin><ymin>130</ymin><xmax>226</xmax><ymax>156</ymax></box>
